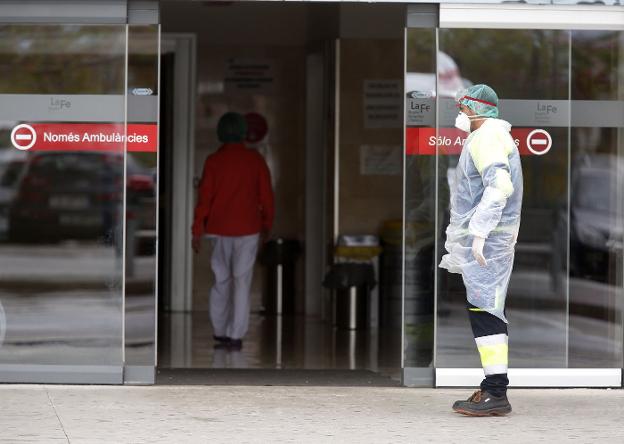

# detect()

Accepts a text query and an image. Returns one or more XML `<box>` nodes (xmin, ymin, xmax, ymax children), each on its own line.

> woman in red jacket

<box><xmin>192</xmin><ymin>112</ymin><xmax>275</xmax><ymax>350</ymax></box>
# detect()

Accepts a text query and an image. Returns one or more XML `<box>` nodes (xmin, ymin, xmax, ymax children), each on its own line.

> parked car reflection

<box><xmin>8</xmin><ymin>151</ymin><xmax>153</xmax><ymax>245</ymax></box>
<box><xmin>0</xmin><ymin>149</ymin><xmax>27</xmax><ymax>239</ymax></box>
<box><xmin>569</xmin><ymin>155</ymin><xmax>623</xmax><ymax>283</ymax></box>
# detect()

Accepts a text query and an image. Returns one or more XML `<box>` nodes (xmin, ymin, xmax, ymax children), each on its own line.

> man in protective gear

<box><xmin>440</xmin><ymin>84</ymin><xmax>523</xmax><ymax>416</ymax></box>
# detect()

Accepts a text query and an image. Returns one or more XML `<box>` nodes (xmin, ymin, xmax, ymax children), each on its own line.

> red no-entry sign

<box><xmin>406</xmin><ymin>127</ymin><xmax>554</xmax><ymax>156</ymax></box>
<box><xmin>11</xmin><ymin>123</ymin><xmax>37</xmax><ymax>150</ymax></box>
<box><xmin>526</xmin><ymin>129</ymin><xmax>552</xmax><ymax>156</ymax></box>
<box><xmin>9</xmin><ymin>123</ymin><xmax>157</xmax><ymax>153</ymax></box>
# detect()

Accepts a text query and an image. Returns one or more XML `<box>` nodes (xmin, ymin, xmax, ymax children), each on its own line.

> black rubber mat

<box><xmin>156</xmin><ymin>368</ymin><xmax>401</xmax><ymax>387</ymax></box>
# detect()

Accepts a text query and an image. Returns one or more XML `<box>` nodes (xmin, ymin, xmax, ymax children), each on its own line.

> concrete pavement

<box><xmin>2</xmin><ymin>385</ymin><xmax>624</xmax><ymax>443</ymax></box>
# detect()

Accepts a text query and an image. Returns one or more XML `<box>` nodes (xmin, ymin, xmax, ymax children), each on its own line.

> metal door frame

<box><xmin>161</xmin><ymin>33</ymin><xmax>197</xmax><ymax>315</ymax></box>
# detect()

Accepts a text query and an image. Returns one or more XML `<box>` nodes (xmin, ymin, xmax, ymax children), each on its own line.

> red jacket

<box><xmin>192</xmin><ymin>143</ymin><xmax>274</xmax><ymax>237</ymax></box>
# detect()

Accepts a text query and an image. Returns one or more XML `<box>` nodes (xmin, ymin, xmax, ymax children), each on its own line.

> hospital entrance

<box><xmin>155</xmin><ymin>2</ymin><xmax>409</xmax><ymax>383</ymax></box>
<box><xmin>0</xmin><ymin>1</ymin><xmax>620</xmax><ymax>387</ymax></box>
<box><xmin>155</xmin><ymin>2</ymin><xmax>624</xmax><ymax>387</ymax></box>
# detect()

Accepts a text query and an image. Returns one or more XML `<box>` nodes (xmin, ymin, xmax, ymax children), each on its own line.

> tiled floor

<box><xmin>158</xmin><ymin>311</ymin><xmax>402</xmax><ymax>381</ymax></box>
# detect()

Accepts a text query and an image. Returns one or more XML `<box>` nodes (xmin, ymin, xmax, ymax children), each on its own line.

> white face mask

<box><xmin>454</xmin><ymin>112</ymin><xmax>472</xmax><ymax>133</ymax></box>
<box><xmin>455</xmin><ymin>112</ymin><xmax>486</xmax><ymax>133</ymax></box>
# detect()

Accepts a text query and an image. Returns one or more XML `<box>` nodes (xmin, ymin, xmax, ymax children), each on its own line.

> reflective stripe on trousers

<box><xmin>475</xmin><ymin>333</ymin><xmax>508</xmax><ymax>376</ymax></box>
<box><xmin>467</xmin><ymin>303</ymin><xmax>509</xmax><ymax>396</ymax></box>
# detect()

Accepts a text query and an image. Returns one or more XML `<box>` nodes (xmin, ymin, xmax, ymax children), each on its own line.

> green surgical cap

<box><xmin>217</xmin><ymin>112</ymin><xmax>247</xmax><ymax>143</ymax></box>
<box><xmin>456</xmin><ymin>84</ymin><xmax>499</xmax><ymax>118</ymax></box>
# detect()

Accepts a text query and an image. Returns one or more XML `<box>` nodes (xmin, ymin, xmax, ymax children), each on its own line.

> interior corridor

<box><xmin>157</xmin><ymin>1</ymin><xmax>407</xmax><ymax>382</ymax></box>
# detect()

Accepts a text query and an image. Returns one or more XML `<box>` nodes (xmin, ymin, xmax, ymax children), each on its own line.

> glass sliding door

<box><xmin>568</xmin><ymin>30</ymin><xmax>624</xmax><ymax>369</ymax></box>
<box><xmin>404</xmin><ymin>12</ymin><xmax>624</xmax><ymax>387</ymax></box>
<box><xmin>402</xmin><ymin>27</ymin><xmax>437</xmax><ymax>384</ymax></box>
<box><xmin>0</xmin><ymin>25</ymin><xmax>127</xmax><ymax>383</ymax></box>
<box><xmin>124</xmin><ymin>23</ymin><xmax>160</xmax><ymax>384</ymax></box>
<box><xmin>434</xmin><ymin>28</ymin><xmax>572</xmax><ymax>375</ymax></box>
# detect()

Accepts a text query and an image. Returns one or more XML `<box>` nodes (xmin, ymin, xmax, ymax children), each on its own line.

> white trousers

<box><xmin>209</xmin><ymin>234</ymin><xmax>259</xmax><ymax>340</ymax></box>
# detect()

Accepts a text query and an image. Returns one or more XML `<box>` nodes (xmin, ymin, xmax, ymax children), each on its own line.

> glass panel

<box><xmin>403</xmin><ymin>28</ymin><xmax>436</xmax><ymax>369</ymax></box>
<box><xmin>435</xmin><ymin>29</ymin><xmax>570</xmax><ymax>369</ymax></box>
<box><xmin>338</xmin><ymin>38</ymin><xmax>404</xmax><ymax>378</ymax></box>
<box><xmin>0</xmin><ymin>26</ymin><xmax>125</xmax><ymax>94</ymax></box>
<box><xmin>0</xmin><ymin>25</ymin><xmax>126</xmax><ymax>381</ymax></box>
<box><xmin>568</xmin><ymin>30</ymin><xmax>623</xmax><ymax>368</ymax></box>
<box><xmin>124</xmin><ymin>25</ymin><xmax>160</xmax><ymax>372</ymax></box>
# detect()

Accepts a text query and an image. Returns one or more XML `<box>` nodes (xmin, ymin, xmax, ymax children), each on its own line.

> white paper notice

<box><xmin>360</xmin><ymin>145</ymin><xmax>402</xmax><ymax>176</ymax></box>
<box><xmin>364</xmin><ymin>80</ymin><xmax>402</xmax><ymax>129</ymax></box>
<box><xmin>225</xmin><ymin>59</ymin><xmax>274</xmax><ymax>94</ymax></box>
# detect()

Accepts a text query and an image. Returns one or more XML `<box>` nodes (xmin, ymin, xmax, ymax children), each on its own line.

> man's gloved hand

<box><xmin>472</xmin><ymin>236</ymin><xmax>487</xmax><ymax>267</ymax></box>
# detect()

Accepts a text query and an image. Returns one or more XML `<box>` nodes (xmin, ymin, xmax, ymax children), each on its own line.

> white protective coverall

<box><xmin>439</xmin><ymin>118</ymin><xmax>523</xmax><ymax>322</ymax></box>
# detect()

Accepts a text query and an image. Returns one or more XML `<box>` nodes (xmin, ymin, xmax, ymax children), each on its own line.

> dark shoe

<box><xmin>452</xmin><ymin>390</ymin><xmax>512</xmax><ymax>417</ymax></box>
<box><xmin>213</xmin><ymin>335</ymin><xmax>230</xmax><ymax>343</ymax></box>
<box><xmin>228</xmin><ymin>339</ymin><xmax>243</xmax><ymax>351</ymax></box>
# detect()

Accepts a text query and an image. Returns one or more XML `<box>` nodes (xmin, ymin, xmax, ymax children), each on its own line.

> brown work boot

<box><xmin>452</xmin><ymin>390</ymin><xmax>512</xmax><ymax>417</ymax></box>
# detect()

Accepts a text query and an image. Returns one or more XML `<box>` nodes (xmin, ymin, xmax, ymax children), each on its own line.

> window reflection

<box><xmin>0</xmin><ymin>26</ymin><xmax>125</xmax><ymax>375</ymax></box>
<box><xmin>568</xmin><ymin>30</ymin><xmax>623</xmax><ymax>368</ymax></box>
<box><xmin>124</xmin><ymin>25</ymin><xmax>159</xmax><ymax>371</ymax></box>
<box><xmin>0</xmin><ymin>25</ymin><xmax>125</xmax><ymax>94</ymax></box>
<box><xmin>419</xmin><ymin>28</ymin><xmax>624</xmax><ymax>372</ymax></box>
<box><xmin>435</xmin><ymin>28</ymin><xmax>571</xmax><ymax>369</ymax></box>
<box><xmin>404</xmin><ymin>29</ymin><xmax>437</xmax><ymax>368</ymax></box>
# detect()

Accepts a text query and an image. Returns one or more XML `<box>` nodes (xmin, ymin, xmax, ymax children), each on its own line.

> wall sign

<box><xmin>364</xmin><ymin>80</ymin><xmax>402</xmax><ymax>129</ymax></box>
<box><xmin>360</xmin><ymin>145</ymin><xmax>402</xmax><ymax>175</ymax></box>
<box><xmin>225</xmin><ymin>59</ymin><xmax>274</xmax><ymax>94</ymax></box>
<box><xmin>11</xmin><ymin>123</ymin><xmax>37</xmax><ymax>150</ymax></box>
<box><xmin>406</xmin><ymin>97</ymin><xmax>435</xmax><ymax>127</ymax></box>
<box><xmin>10</xmin><ymin>123</ymin><xmax>157</xmax><ymax>152</ymax></box>
<box><xmin>526</xmin><ymin>129</ymin><xmax>552</xmax><ymax>156</ymax></box>
<box><xmin>406</xmin><ymin>127</ymin><xmax>553</xmax><ymax>157</ymax></box>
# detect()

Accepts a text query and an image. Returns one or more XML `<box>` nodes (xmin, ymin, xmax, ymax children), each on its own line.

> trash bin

<box><xmin>259</xmin><ymin>238</ymin><xmax>301</xmax><ymax>315</ymax></box>
<box><xmin>325</xmin><ymin>235</ymin><xmax>381</xmax><ymax>330</ymax></box>
<box><xmin>323</xmin><ymin>262</ymin><xmax>376</xmax><ymax>330</ymax></box>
